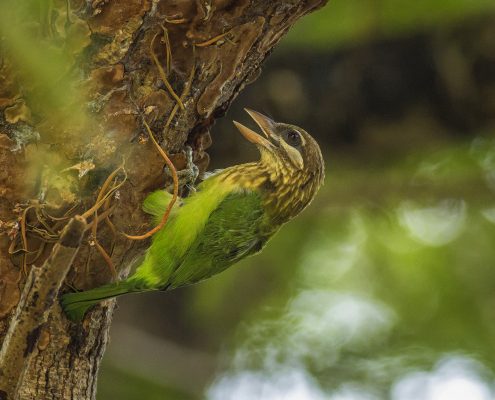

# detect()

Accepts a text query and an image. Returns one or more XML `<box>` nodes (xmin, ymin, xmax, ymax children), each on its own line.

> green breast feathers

<box><xmin>131</xmin><ymin>177</ymin><xmax>275</xmax><ymax>289</ymax></box>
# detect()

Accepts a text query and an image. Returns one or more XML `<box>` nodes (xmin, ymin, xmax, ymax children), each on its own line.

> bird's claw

<box><xmin>164</xmin><ymin>146</ymin><xmax>199</xmax><ymax>194</ymax></box>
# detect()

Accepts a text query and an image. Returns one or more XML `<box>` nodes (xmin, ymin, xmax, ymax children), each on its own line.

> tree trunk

<box><xmin>0</xmin><ymin>0</ymin><xmax>327</xmax><ymax>399</ymax></box>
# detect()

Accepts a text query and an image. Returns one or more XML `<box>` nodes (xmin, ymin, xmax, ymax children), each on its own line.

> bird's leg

<box><xmin>164</xmin><ymin>145</ymin><xmax>199</xmax><ymax>195</ymax></box>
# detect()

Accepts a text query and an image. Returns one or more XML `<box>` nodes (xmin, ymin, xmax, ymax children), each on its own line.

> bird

<box><xmin>61</xmin><ymin>109</ymin><xmax>325</xmax><ymax>322</ymax></box>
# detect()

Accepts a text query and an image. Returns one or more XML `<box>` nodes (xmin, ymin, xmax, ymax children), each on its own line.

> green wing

<box><xmin>167</xmin><ymin>190</ymin><xmax>273</xmax><ymax>288</ymax></box>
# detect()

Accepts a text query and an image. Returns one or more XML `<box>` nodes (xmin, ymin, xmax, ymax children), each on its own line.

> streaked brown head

<box><xmin>234</xmin><ymin>109</ymin><xmax>325</xmax><ymax>222</ymax></box>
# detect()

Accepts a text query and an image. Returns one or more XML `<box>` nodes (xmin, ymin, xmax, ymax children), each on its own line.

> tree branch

<box><xmin>0</xmin><ymin>1</ymin><xmax>328</xmax><ymax>398</ymax></box>
<box><xmin>0</xmin><ymin>216</ymin><xmax>86</xmax><ymax>399</ymax></box>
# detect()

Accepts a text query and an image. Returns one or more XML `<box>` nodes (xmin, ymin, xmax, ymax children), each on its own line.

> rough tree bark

<box><xmin>0</xmin><ymin>0</ymin><xmax>327</xmax><ymax>399</ymax></box>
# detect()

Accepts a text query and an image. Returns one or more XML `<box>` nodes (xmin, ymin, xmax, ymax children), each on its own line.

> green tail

<box><xmin>61</xmin><ymin>281</ymin><xmax>142</xmax><ymax>322</ymax></box>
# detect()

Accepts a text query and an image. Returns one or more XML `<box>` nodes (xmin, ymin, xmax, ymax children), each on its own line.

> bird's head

<box><xmin>233</xmin><ymin>109</ymin><xmax>325</xmax><ymax>218</ymax></box>
<box><xmin>234</xmin><ymin>109</ymin><xmax>324</xmax><ymax>180</ymax></box>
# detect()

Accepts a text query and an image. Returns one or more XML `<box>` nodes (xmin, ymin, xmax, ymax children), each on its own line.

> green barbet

<box><xmin>61</xmin><ymin>109</ymin><xmax>325</xmax><ymax>321</ymax></box>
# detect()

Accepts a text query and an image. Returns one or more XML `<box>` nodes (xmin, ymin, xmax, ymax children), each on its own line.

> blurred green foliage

<box><xmin>0</xmin><ymin>0</ymin><xmax>89</xmax><ymax>119</ymax></box>
<box><xmin>98</xmin><ymin>362</ymin><xmax>194</xmax><ymax>400</ymax></box>
<box><xmin>284</xmin><ymin>0</ymin><xmax>495</xmax><ymax>49</ymax></box>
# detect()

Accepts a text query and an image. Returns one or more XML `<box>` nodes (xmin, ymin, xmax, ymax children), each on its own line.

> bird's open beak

<box><xmin>233</xmin><ymin>109</ymin><xmax>277</xmax><ymax>150</ymax></box>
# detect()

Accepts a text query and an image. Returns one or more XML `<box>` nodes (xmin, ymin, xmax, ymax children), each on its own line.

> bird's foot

<box><xmin>164</xmin><ymin>146</ymin><xmax>199</xmax><ymax>194</ymax></box>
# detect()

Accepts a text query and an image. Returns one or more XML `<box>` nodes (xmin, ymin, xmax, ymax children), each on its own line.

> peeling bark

<box><xmin>0</xmin><ymin>0</ymin><xmax>327</xmax><ymax>398</ymax></box>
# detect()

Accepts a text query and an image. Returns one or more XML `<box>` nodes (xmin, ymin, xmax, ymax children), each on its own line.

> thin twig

<box><xmin>103</xmin><ymin>198</ymin><xmax>117</xmax><ymax>256</ymax></box>
<box><xmin>91</xmin><ymin>207</ymin><xmax>117</xmax><ymax>280</ymax></box>
<box><xmin>85</xmin><ymin>165</ymin><xmax>124</xmax><ymax>279</ymax></box>
<box><xmin>20</xmin><ymin>205</ymin><xmax>36</xmax><ymax>276</ymax></box>
<box><xmin>94</xmin><ymin>240</ymin><xmax>116</xmax><ymax>279</ymax></box>
<box><xmin>194</xmin><ymin>31</ymin><xmax>231</xmax><ymax>47</ymax></box>
<box><xmin>123</xmin><ymin>119</ymin><xmax>179</xmax><ymax>240</ymax></box>
<box><xmin>150</xmin><ymin>32</ymin><xmax>184</xmax><ymax>110</ymax></box>
<box><xmin>164</xmin><ymin>16</ymin><xmax>188</xmax><ymax>24</ymax></box>
<box><xmin>35</xmin><ymin>207</ymin><xmax>56</xmax><ymax>235</ymax></box>
<box><xmin>160</xmin><ymin>24</ymin><xmax>172</xmax><ymax>75</ymax></box>
<box><xmin>41</xmin><ymin>202</ymin><xmax>79</xmax><ymax>221</ymax></box>
<box><xmin>163</xmin><ymin>47</ymin><xmax>196</xmax><ymax>137</ymax></box>
<box><xmin>80</xmin><ymin>165</ymin><xmax>126</xmax><ymax>219</ymax></box>
<box><xmin>83</xmin><ymin>205</ymin><xmax>115</xmax><ymax>233</ymax></box>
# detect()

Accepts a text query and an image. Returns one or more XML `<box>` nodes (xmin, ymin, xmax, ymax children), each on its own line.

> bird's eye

<box><xmin>284</xmin><ymin>129</ymin><xmax>302</xmax><ymax>147</ymax></box>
